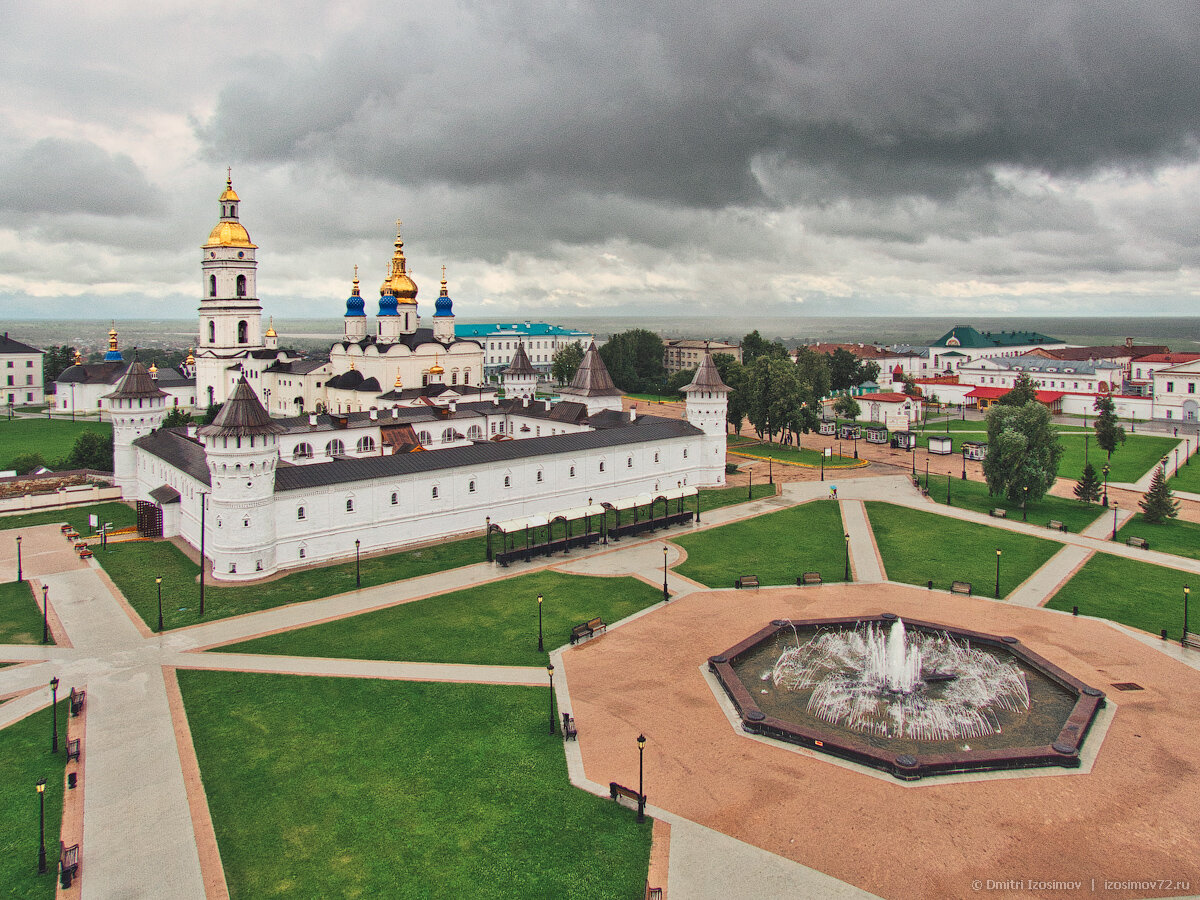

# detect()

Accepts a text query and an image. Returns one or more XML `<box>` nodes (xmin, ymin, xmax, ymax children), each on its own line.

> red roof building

<box><xmin>965</xmin><ymin>385</ymin><xmax>1065</xmax><ymax>412</ymax></box>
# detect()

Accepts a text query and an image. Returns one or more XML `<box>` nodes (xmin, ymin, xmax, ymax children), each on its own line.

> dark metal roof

<box><xmin>0</xmin><ymin>333</ymin><xmax>42</xmax><ymax>355</ymax></box>
<box><xmin>56</xmin><ymin>361</ymin><xmax>126</xmax><ymax>385</ymax></box>
<box><xmin>134</xmin><ymin>429</ymin><xmax>210</xmax><ymax>486</ymax></box>
<box><xmin>263</xmin><ymin>358</ymin><xmax>330</xmax><ymax>375</ymax></box>
<box><xmin>274</xmin><ymin>417</ymin><xmax>701</xmax><ymax>492</ymax></box>
<box><xmin>103</xmin><ymin>361</ymin><xmax>169</xmax><ymax>401</ymax></box>
<box><xmin>564</xmin><ymin>342</ymin><xmax>620</xmax><ymax>397</ymax></box>
<box><xmin>503</xmin><ymin>343</ymin><xmax>538</xmax><ymax>377</ymax></box>
<box><xmin>149</xmin><ymin>484</ymin><xmax>181</xmax><ymax>504</ymax></box>
<box><xmin>199</xmin><ymin>378</ymin><xmax>286</xmax><ymax>437</ymax></box>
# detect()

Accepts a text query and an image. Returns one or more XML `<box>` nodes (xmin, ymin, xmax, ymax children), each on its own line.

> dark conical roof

<box><xmin>681</xmin><ymin>351</ymin><xmax>730</xmax><ymax>393</ymax></box>
<box><xmin>102</xmin><ymin>361</ymin><xmax>168</xmax><ymax>401</ymax></box>
<box><xmin>565</xmin><ymin>342</ymin><xmax>620</xmax><ymax>397</ymax></box>
<box><xmin>199</xmin><ymin>377</ymin><xmax>285</xmax><ymax>437</ymax></box>
<box><xmin>503</xmin><ymin>343</ymin><xmax>538</xmax><ymax>377</ymax></box>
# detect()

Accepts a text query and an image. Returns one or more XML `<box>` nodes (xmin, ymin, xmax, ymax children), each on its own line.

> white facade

<box><xmin>0</xmin><ymin>334</ymin><xmax>44</xmax><ymax>407</ymax></box>
<box><xmin>1152</xmin><ymin>359</ymin><xmax>1200</xmax><ymax>424</ymax></box>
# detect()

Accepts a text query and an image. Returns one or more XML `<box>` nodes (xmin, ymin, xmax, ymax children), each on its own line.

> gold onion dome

<box><xmin>429</xmin><ymin>354</ymin><xmax>444</xmax><ymax>376</ymax></box>
<box><xmin>379</xmin><ymin>222</ymin><xmax>418</xmax><ymax>300</ymax></box>
<box><xmin>394</xmin><ymin>369</ymin><xmax>403</xmax><ymax>388</ymax></box>
<box><xmin>186</xmin><ymin>348</ymin><xmax>195</xmax><ymax>365</ymax></box>
<box><xmin>204</xmin><ymin>175</ymin><xmax>257</xmax><ymax>248</ymax></box>
<box><xmin>265</xmin><ymin>317</ymin><xmax>276</xmax><ymax>338</ymax></box>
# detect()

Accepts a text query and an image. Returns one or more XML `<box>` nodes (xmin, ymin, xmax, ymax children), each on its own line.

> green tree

<box><xmin>793</xmin><ymin>347</ymin><xmax>831</xmax><ymax>399</ymax></box>
<box><xmin>43</xmin><ymin>345</ymin><xmax>77</xmax><ymax>383</ymax></box>
<box><xmin>982</xmin><ymin>401</ymin><xmax>1063</xmax><ymax>503</ymax></box>
<box><xmin>827</xmin><ymin>348</ymin><xmax>859</xmax><ymax>391</ymax></box>
<box><xmin>713</xmin><ymin>354</ymin><xmax>746</xmax><ymax>433</ymax></box>
<box><xmin>833</xmin><ymin>393</ymin><xmax>861</xmax><ymax>421</ymax></box>
<box><xmin>1093</xmin><ymin>395</ymin><xmax>1126</xmax><ymax>461</ymax></box>
<box><xmin>667</xmin><ymin>367</ymin><xmax>698</xmax><ymax>395</ymax></box>
<box><xmin>201</xmin><ymin>402</ymin><xmax>224</xmax><ymax>425</ymax></box>
<box><xmin>162</xmin><ymin>407</ymin><xmax>194</xmax><ymax>429</ymax></box>
<box><xmin>1139</xmin><ymin>465</ymin><xmax>1180</xmax><ymax>523</ymax></box>
<box><xmin>64</xmin><ymin>431</ymin><xmax>114</xmax><ymax>472</ymax></box>
<box><xmin>998</xmin><ymin>372</ymin><xmax>1039</xmax><ymax>407</ymax></box>
<box><xmin>855</xmin><ymin>360</ymin><xmax>881</xmax><ymax>386</ymax></box>
<box><xmin>598</xmin><ymin>329</ymin><xmax>666</xmax><ymax>393</ymax></box>
<box><xmin>1073</xmin><ymin>462</ymin><xmax>1102</xmax><ymax>504</ymax></box>
<box><xmin>9</xmin><ymin>452</ymin><xmax>47</xmax><ymax>475</ymax></box>
<box><xmin>550</xmin><ymin>341</ymin><xmax>584</xmax><ymax>386</ymax></box>
<box><xmin>745</xmin><ymin>357</ymin><xmax>807</xmax><ymax>441</ymax></box>
<box><xmin>899</xmin><ymin>374</ymin><xmax>921</xmax><ymax>397</ymax></box>
<box><xmin>741</xmin><ymin>330</ymin><xmax>788</xmax><ymax>365</ymax></box>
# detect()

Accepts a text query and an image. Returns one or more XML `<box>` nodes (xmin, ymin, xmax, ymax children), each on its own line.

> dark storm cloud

<box><xmin>0</xmin><ymin>137</ymin><xmax>163</xmax><ymax>217</ymax></box>
<box><xmin>200</xmin><ymin>0</ymin><xmax>1200</xmax><ymax>211</ymax></box>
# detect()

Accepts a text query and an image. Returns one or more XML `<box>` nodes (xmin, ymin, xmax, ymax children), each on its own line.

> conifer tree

<box><xmin>1093</xmin><ymin>394</ymin><xmax>1126</xmax><ymax>461</ymax></box>
<box><xmin>1139</xmin><ymin>465</ymin><xmax>1179</xmax><ymax>523</ymax></box>
<box><xmin>1074</xmin><ymin>462</ymin><xmax>1102</xmax><ymax>504</ymax></box>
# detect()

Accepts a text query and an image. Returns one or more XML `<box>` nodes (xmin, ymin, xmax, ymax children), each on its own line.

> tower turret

<box><xmin>198</xmin><ymin>377</ymin><xmax>286</xmax><ymax>581</ymax></box>
<box><xmin>682</xmin><ymin>351</ymin><xmax>730</xmax><ymax>485</ymax></box>
<box><xmin>557</xmin><ymin>342</ymin><xmax>623</xmax><ymax>416</ymax></box>
<box><xmin>344</xmin><ymin>267</ymin><xmax>367</xmax><ymax>341</ymax></box>
<box><xmin>378</xmin><ymin>221</ymin><xmax>418</xmax><ymax>340</ymax></box>
<box><xmin>432</xmin><ymin>266</ymin><xmax>456</xmax><ymax>343</ymax></box>
<box><xmin>104</xmin><ymin>361</ymin><xmax>168</xmax><ymax>496</ymax></box>
<box><xmin>502</xmin><ymin>342</ymin><xmax>538</xmax><ymax>400</ymax></box>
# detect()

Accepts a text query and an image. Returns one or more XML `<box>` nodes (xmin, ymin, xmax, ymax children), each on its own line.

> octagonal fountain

<box><xmin>709</xmin><ymin>614</ymin><xmax>1105</xmax><ymax>780</ymax></box>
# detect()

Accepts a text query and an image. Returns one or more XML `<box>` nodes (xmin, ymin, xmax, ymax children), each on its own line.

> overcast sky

<box><xmin>2</xmin><ymin>0</ymin><xmax>1199</xmax><ymax>323</ymax></box>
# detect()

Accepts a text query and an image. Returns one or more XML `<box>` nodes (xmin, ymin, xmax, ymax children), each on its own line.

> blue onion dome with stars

<box><xmin>344</xmin><ymin>267</ymin><xmax>365</xmax><ymax>317</ymax></box>
<box><xmin>434</xmin><ymin>267</ymin><xmax>453</xmax><ymax>317</ymax></box>
<box><xmin>103</xmin><ymin>325</ymin><xmax>124</xmax><ymax>362</ymax></box>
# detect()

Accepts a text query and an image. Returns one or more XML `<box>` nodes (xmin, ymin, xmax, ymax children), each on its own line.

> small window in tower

<box><xmin>299</xmin><ymin>547</ymin><xmax>306</xmax><ymax>559</ymax></box>
<box><xmin>297</xmin><ymin>507</ymin><xmax>306</xmax><ymax>520</ymax></box>
<box><xmin>569</xmin><ymin>466</ymin><xmax>575</xmax><ymax>478</ymax></box>
<box><xmin>346</xmin><ymin>498</ymin><xmax>354</xmax><ymax>512</ymax></box>
<box><xmin>627</xmin><ymin>456</ymin><xmax>633</xmax><ymax>468</ymax></box>
<box><xmin>229</xmin><ymin>563</ymin><xmax>236</xmax><ymax>574</ymax></box>
<box><xmin>536</xmin><ymin>470</ymin><xmax>543</xmax><ymax>482</ymax></box>
<box><xmin>236</xmin><ymin>275</ymin><xmax>247</xmax><ymax>297</ymax></box>
<box><xmin>469</xmin><ymin>480</ymin><xmax>476</xmax><ymax>493</ymax></box>
<box><xmin>238</xmin><ymin>320</ymin><xmax>248</xmax><ymax>343</ymax></box>
<box><xmin>504</xmin><ymin>476</ymin><xmax>511</xmax><ymax>488</ymax></box>
<box><xmin>432</xmin><ymin>485</ymin><xmax>439</xmax><ymax>499</ymax></box>
<box><xmin>599</xmin><ymin>461</ymin><xmax>605</xmax><ymax>472</ymax></box>
<box><xmin>209</xmin><ymin>275</ymin><xmax>216</xmax><ymax>297</ymax></box>
<box><xmin>391</xmin><ymin>492</ymin><xmax>398</xmax><ymax>505</ymax></box>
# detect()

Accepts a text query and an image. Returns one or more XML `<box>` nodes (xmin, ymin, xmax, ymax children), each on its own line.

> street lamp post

<box><xmin>537</xmin><ymin>593</ymin><xmax>544</xmax><ymax>652</ymax></box>
<box><xmin>199</xmin><ymin>492</ymin><xmax>207</xmax><ymax>616</ymax></box>
<box><xmin>637</xmin><ymin>734</ymin><xmax>647</xmax><ymax>823</ymax></box>
<box><xmin>1085</xmin><ymin>433</ymin><xmax>1089</xmax><ymax>466</ymax></box>
<box><xmin>995</xmin><ymin>549</ymin><xmax>1002</xmax><ymax>599</ymax></box>
<box><xmin>16</xmin><ymin>535</ymin><xmax>22</xmax><ymax>582</ymax></box>
<box><xmin>925</xmin><ymin>459</ymin><xmax>929</xmax><ymax>490</ymax></box>
<box><xmin>1022</xmin><ymin>486</ymin><xmax>1028</xmax><ymax>522</ymax></box>
<box><xmin>36</xmin><ymin>777</ymin><xmax>47</xmax><ymax>874</ymax></box>
<box><xmin>485</xmin><ymin>516</ymin><xmax>492</xmax><ymax>562</ymax></box>
<box><xmin>1112</xmin><ymin>501</ymin><xmax>1119</xmax><ymax>541</ymax></box>
<box><xmin>844</xmin><ymin>533</ymin><xmax>850</xmax><ymax>582</ymax></box>
<box><xmin>156</xmin><ymin>576</ymin><xmax>163</xmax><ymax>632</ymax></box>
<box><xmin>946</xmin><ymin>471</ymin><xmax>951</xmax><ymax>505</ymax></box>
<box><xmin>747</xmin><ymin>468</ymin><xmax>752</xmax><ymax>501</ymax></box>
<box><xmin>961</xmin><ymin>448</ymin><xmax>967</xmax><ymax>480</ymax></box>
<box><xmin>1176</xmin><ymin>447</ymin><xmax>1181</xmax><ymax>477</ymax></box>
<box><xmin>355</xmin><ymin>539</ymin><xmax>361</xmax><ymax>588</ymax></box>
<box><xmin>1184</xmin><ymin>584</ymin><xmax>1190</xmax><ymax>643</ymax></box>
<box><xmin>1102</xmin><ymin>464</ymin><xmax>1110</xmax><ymax>507</ymax></box>
<box><xmin>853</xmin><ymin>430</ymin><xmax>858</xmax><ymax>460</ymax></box>
<box><xmin>547</xmin><ymin>664</ymin><xmax>556</xmax><ymax>735</ymax></box>
<box><xmin>41</xmin><ymin>585</ymin><xmax>49</xmax><ymax>644</ymax></box>
<box><xmin>50</xmin><ymin>677</ymin><xmax>59</xmax><ymax>753</ymax></box>
<box><xmin>768</xmin><ymin>454</ymin><xmax>773</xmax><ymax>485</ymax></box>
<box><xmin>662</xmin><ymin>546</ymin><xmax>669</xmax><ymax>602</ymax></box>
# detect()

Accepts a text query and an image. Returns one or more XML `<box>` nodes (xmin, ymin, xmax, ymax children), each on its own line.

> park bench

<box><xmin>70</xmin><ymin>687</ymin><xmax>86</xmax><ymax>717</ymax></box>
<box><xmin>64</xmin><ymin>530</ymin><xmax>79</xmax><ymax>541</ymax></box>
<box><xmin>734</xmin><ymin>575</ymin><xmax>760</xmax><ymax>589</ymax></box>
<box><xmin>59</xmin><ymin>841</ymin><xmax>79</xmax><ymax>888</ymax></box>
<box><xmin>950</xmin><ymin>581</ymin><xmax>973</xmax><ymax>596</ymax></box>
<box><xmin>1182</xmin><ymin>631</ymin><xmax>1200</xmax><ymax>651</ymax></box>
<box><xmin>569</xmin><ymin>617</ymin><xmax>607</xmax><ymax>645</ymax></box>
<box><xmin>60</xmin><ymin>524</ymin><xmax>73</xmax><ymax>534</ymax></box>
<box><xmin>561</xmin><ymin>713</ymin><xmax>578</xmax><ymax>740</ymax></box>
<box><xmin>989</xmin><ymin>508</ymin><xmax>1007</xmax><ymax>519</ymax></box>
<box><xmin>609</xmin><ymin>781</ymin><xmax>645</xmax><ymax>809</ymax></box>
<box><xmin>1126</xmin><ymin>536</ymin><xmax>1150</xmax><ymax>550</ymax></box>
<box><xmin>1046</xmin><ymin>520</ymin><xmax>1068</xmax><ymax>532</ymax></box>
<box><xmin>797</xmin><ymin>572</ymin><xmax>823</xmax><ymax>586</ymax></box>
<box><xmin>77</xmin><ymin>547</ymin><xmax>93</xmax><ymax>559</ymax></box>
<box><xmin>66</xmin><ymin>738</ymin><xmax>81</xmax><ymax>763</ymax></box>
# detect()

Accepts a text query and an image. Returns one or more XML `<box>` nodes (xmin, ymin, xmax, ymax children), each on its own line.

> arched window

<box><xmin>325</xmin><ymin>439</ymin><xmax>345</xmax><ymax>457</ymax></box>
<box><xmin>599</xmin><ymin>461</ymin><xmax>605</xmax><ymax>472</ymax></box>
<box><xmin>451</xmin><ymin>370</ymin><xmax>458</xmax><ymax>385</ymax></box>
<box><xmin>504</xmin><ymin>475</ymin><xmax>511</xmax><ymax>488</ymax></box>
<box><xmin>356</xmin><ymin>436</ymin><xmax>376</xmax><ymax>453</ymax></box>
<box><xmin>418</xmin><ymin>430</ymin><xmax>432</xmax><ymax>445</ymax></box>
<box><xmin>236</xmin><ymin>274</ymin><xmax>247</xmax><ymax>297</ymax></box>
<box><xmin>569</xmin><ymin>466</ymin><xmax>575</xmax><ymax>478</ymax></box>
<box><xmin>536</xmin><ymin>470</ymin><xmax>543</xmax><ymax>482</ymax></box>
<box><xmin>209</xmin><ymin>275</ymin><xmax>216</xmax><ymax>297</ymax></box>
<box><xmin>432</xmin><ymin>486</ymin><xmax>439</xmax><ymax>499</ymax></box>
<box><xmin>468</xmin><ymin>480</ymin><xmax>476</xmax><ymax>493</ymax></box>
<box><xmin>208</xmin><ymin>321</ymin><xmax>216</xmax><ymax>343</ymax></box>
<box><xmin>463</xmin><ymin>369</ymin><xmax>471</xmax><ymax>385</ymax></box>
<box><xmin>237</xmin><ymin>320</ymin><xmax>248</xmax><ymax>343</ymax></box>
<box><xmin>345</xmin><ymin>498</ymin><xmax>354</xmax><ymax>512</ymax></box>
<box><xmin>293</xmin><ymin>443</ymin><xmax>313</xmax><ymax>460</ymax></box>
<box><xmin>243</xmin><ymin>516</ymin><xmax>250</xmax><ymax>528</ymax></box>
<box><xmin>467</xmin><ymin>425</ymin><xmax>483</xmax><ymax>440</ymax></box>
<box><xmin>683</xmin><ymin>448</ymin><xmax>688</xmax><ymax>458</ymax></box>
<box><xmin>654</xmin><ymin>452</ymin><xmax>659</xmax><ymax>463</ymax></box>
<box><xmin>297</xmin><ymin>507</ymin><xmax>306</xmax><ymax>520</ymax></box>
<box><xmin>627</xmin><ymin>456</ymin><xmax>633</xmax><ymax>468</ymax></box>
<box><xmin>441</xmin><ymin>427</ymin><xmax>455</xmax><ymax>444</ymax></box>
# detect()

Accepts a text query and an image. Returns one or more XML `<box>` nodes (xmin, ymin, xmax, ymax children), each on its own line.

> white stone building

<box><xmin>0</xmin><ymin>333</ymin><xmax>45</xmax><ymax>408</ymax></box>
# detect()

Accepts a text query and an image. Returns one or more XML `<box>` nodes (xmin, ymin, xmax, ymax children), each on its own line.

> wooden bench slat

<box><xmin>797</xmin><ymin>572</ymin><xmax>822</xmax><ymax>586</ymax></box>
<box><xmin>950</xmin><ymin>581</ymin><xmax>972</xmax><ymax>596</ymax></box>
<box><xmin>1183</xmin><ymin>631</ymin><xmax>1200</xmax><ymax>651</ymax></box>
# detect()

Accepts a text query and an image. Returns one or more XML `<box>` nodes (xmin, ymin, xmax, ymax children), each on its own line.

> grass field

<box><xmin>96</xmin><ymin>534</ymin><xmax>485</xmax><ymax>631</ymax></box>
<box><xmin>623</xmin><ymin>393</ymin><xmax>679</xmax><ymax>403</ymax></box>
<box><xmin>0</xmin><ymin>700</ymin><xmax>67</xmax><ymax>899</ymax></box>
<box><xmin>0</xmin><ymin>581</ymin><xmax>53</xmax><ymax>645</ymax></box>
<box><xmin>1170</xmin><ymin>457</ymin><xmax>1200</xmax><ymax>494</ymax></box>
<box><xmin>865</xmin><ymin>502</ymin><xmax>1062</xmax><ymax>597</ymax></box>
<box><xmin>728</xmin><ymin>443</ymin><xmax>861</xmax><ymax>468</ymax></box>
<box><xmin>699</xmin><ymin>483</ymin><xmax>777</xmax><ymax>511</ymax></box>
<box><xmin>177</xmin><ymin>671</ymin><xmax>652</xmax><ymax>900</ymax></box>
<box><xmin>1056</xmin><ymin>433</ymin><xmax>1177</xmax><ymax>484</ymax></box>
<box><xmin>0</xmin><ymin>502</ymin><xmax>136</xmax><ymax>537</ymax></box>
<box><xmin>913</xmin><ymin>418</ymin><xmax>1090</xmax><ymax>434</ymax></box>
<box><xmin>1114</xmin><ymin>514</ymin><xmax>1200</xmax><ymax>562</ymax></box>
<box><xmin>215</xmin><ymin>571</ymin><xmax>662</xmax><ymax>664</ymax></box>
<box><xmin>0</xmin><ymin>418</ymin><xmax>111</xmax><ymax>470</ymax></box>
<box><xmin>1047</xmin><ymin>553</ymin><xmax>1194</xmax><ymax>641</ymax></box>
<box><xmin>671</xmin><ymin>501</ymin><xmax>848</xmax><ymax>587</ymax></box>
<box><xmin>925</xmin><ymin>478</ymin><xmax>1106</xmax><ymax>534</ymax></box>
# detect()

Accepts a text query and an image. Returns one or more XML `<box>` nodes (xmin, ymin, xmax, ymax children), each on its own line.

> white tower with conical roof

<box><xmin>682</xmin><ymin>351</ymin><xmax>730</xmax><ymax>484</ymax></box>
<box><xmin>198</xmin><ymin>377</ymin><xmax>285</xmax><ymax>580</ymax></box>
<box><xmin>196</xmin><ymin>173</ymin><xmax>264</xmax><ymax>410</ymax></box>
<box><xmin>502</xmin><ymin>343</ymin><xmax>538</xmax><ymax>400</ymax></box>
<box><xmin>104</xmin><ymin>361</ymin><xmax>168</xmax><ymax>496</ymax></box>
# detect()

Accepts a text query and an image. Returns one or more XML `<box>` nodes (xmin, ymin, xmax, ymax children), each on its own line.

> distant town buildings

<box><xmin>454</xmin><ymin>323</ymin><xmax>594</xmax><ymax>380</ymax></box>
<box><xmin>662</xmin><ymin>339</ymin><xmax>741</xmax><ymax>374</ymax></box>
<box><xmin>0</xmin><ymin>332</ymin><xmax>44</xmax><ymax>407</ymax></box>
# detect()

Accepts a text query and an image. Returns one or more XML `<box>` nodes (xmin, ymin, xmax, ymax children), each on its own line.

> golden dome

<box><xmin>74</xmin><ymin>350</ymin><xmax>83</xmax><ymax>365</ymax></box>
<box><xmin>148</xmin><ymin>362</ymin><xmax>158</xmax><ymax>376</ymax></box>
<box><xmin>265</xmin><ymin>317</ymin><xmax>276</xmax><ymax>338</ymax></box>
<box><xmin>429</xmin><ymin>354</ymin><xmax>444</xmax><ymax>376</ymax></box>
<box><xmin>186</xmin><ymin>348</ymin><xmax>195</xmax><ymax>365</ymax></box>
<box><xmin>108</xmin><ymin>326</ymin><xmax>119</xmax><ymax>352</ymax></box>
<box><xmin>219</xmin><ymin>170</ymin><xmax>240</xmax><ymax>202</ymax></box>
<box><xmin>394</xmin><ymin>369</ymin><xmax>403</xmax><ymax>388</ymax></box>
<box><xmin>379</xmin><ymin>221</ymin><xmax>418</xmax><ymax>301</ymax></box>
<box><xmin>203</xmin><ymin>220</ymin><xmax>257</xmax><ymax>249</ymax></box>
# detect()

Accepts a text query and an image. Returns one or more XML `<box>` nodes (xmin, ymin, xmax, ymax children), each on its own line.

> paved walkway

<box><xmin>3</xmin><ymin>477</ymin><xmax>1199</xmax><ymax>900</ymax></box>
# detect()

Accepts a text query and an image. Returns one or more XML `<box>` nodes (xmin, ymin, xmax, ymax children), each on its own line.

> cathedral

<box><xmin>102</xmin><ymin>176</ymin><xmax>730</xmax><ymax>582</ymax></box>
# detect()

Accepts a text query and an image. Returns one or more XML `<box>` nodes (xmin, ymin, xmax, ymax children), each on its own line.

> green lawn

<box><xmin>1114</xmin><ymin>514</ymin><xmax>1200</xmax><ymax>562</ymax></box>
<box><xmin>0</xmin><ymin>701</ymin><xmax>67</xmax><ymax>899</ymax></box>
<box><xmin>0</xmin><ymin>502</ymin><xmax>136</xmax><ymax>537</ymax></box>
<box><xmin>0</xmin><ymin>419</ymin><xmax>111</xmax><ymax>470</ymax></box>
<box><xmin>624</xmin><ymin>393</ymin><xmax>678</xmax><ymax>403</ymax></box>
<box><xmin>699</xmin><ymin>483</ymin><xmax>776</xmax><ymax>512</ymax></box>
<box><xmin>914</xmin><ymin>418</ymin><xmax>1091</xmax><ymax>434</ymax></box>
<box><xmin>1170</xmin><ymin>457</ymin><xmax>1200</xmax><ymax>494</ymax></box>
<box><xmin>729</xmin><ymin>443</ymin><xmax>860</xmax><ymax>468</ymax></box>
<box><xmin>0</xmin><ymin>581</ymin><xmax>53</xmax><ymax>646</ymax></box>
<box><xmin>177</xmin><ymin>671</ymin><xmax>651</xmax><ymax>900</ymax></box>
<box><xmin>671</xmin><ymin>501</ymin><xmax>848</xmax><ymax>587</ymax></box>
<box><xmin>215</xmin><ymin>571</ymin><xmax>661</xmax><ymax>664</ymax></box>
<box><xmin>1057</xmin><ymin>433</ymin><xmax>1178</xmax><ymax>483</ymax></box>
<box><xmin>726</xmin><ymin>434</ymin><xmax>757</xmax><ymax>446</ymax></box>
<box><xmin>1047</xmin><ymin>553</ymin><xmax>1194</xmax><ymax>641</ymax></box>
<box><xmin>865</xmin><ymin>502</ymin><xmax>1062</xmax><ymax>597</ymax></box>
<box><xmin>925</xmin><ymin>478</ymin><xmax>1106</xmax><ymax>534</ymax></box>
<box><xmin>96</xmin><ymin>535</ymin><xmax>486</xmax><ymax>632</ymax></box>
